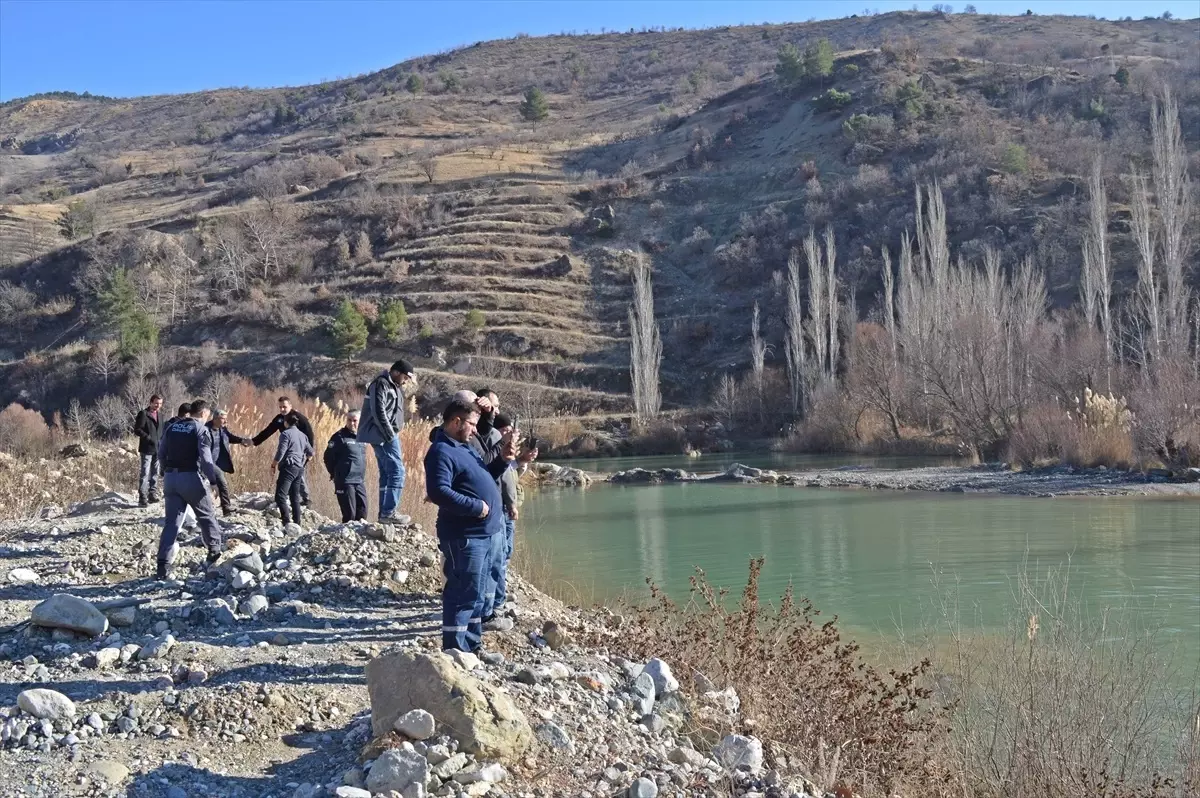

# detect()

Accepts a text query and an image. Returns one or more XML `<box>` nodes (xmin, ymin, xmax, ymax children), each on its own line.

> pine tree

<box><xmin>774</xmin><ymin>43</ymin><xmax>806</xmax><ymax>87</ymax></box>
<box><xmin>98</xmin><ymin>268</ymin><xmax>158</xmax><ymax>357</ymax></box>
<box><xmin>331</xmin><ymin>299</ymin><xmax>368</xmax><ymax>359</ymax></box>
<box><xmin>519</xmin><ymin>87</ymin><xmax>549</xmax><ymax>123</ymax></box>
<box><xmin>377</xmin><ymin>299</ymin><xmax>409</xmax><ymax>344</ymax></box>
<box><xmin>804</xmin><ymin>39</ymin><xmax>835</xmax><ymax>82</ymax></box>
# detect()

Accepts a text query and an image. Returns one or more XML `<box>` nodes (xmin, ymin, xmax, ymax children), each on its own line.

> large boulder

<box><xmin>17</xmin><ymin>688</ymin><xmax>76</xmax><ymax>721</ymax></box>
<box><xmin>366</xmin><ymin>650</ymin><xmax>532</xmax><ymax>760</ymax></box>
<box><xmin>31</xmin><ymin>593</ymin><xmax>109</xmax><ymax>637</ymax></box>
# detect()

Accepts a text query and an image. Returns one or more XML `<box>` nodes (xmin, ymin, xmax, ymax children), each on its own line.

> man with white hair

<box><xmin>324</xmin><ymin>409</ymin><xmax>368</xmax><ymax>522</ymax></box>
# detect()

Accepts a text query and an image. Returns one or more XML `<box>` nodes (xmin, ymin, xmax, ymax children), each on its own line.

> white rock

<box><xmin>366</xmin><ymin>748</ymin><xmax>429</xmax><ymax>794</ymax></box>
<box><xmin>8</xmin><ymin>567</ymin><xmax>38</xmax><ymax>584</ymax></box>
<box><xmin>231</xmin><ymin>571</ymin><xmax>255</xmax><ymax>590</ymax></box>
<box><xmin>17</xmin><ymin>689</ymin><xmax>76</xmax><ymax>721</ymax></box>
<box><xmin>642</xmin><ymin>658</ymin><xmax>679</xmax><ymax>694</ymax></box>
<box><xmin>452</xmin><ymin>763</ymin><xmax>506</xmax><ymax>784</ymax></box>
<box><xmin>241</xmin><ymin>594</ymin><xmax>269</xmax><ymax>617</ymax></box>
<box><xmin>335</xmin><ymin>788</ymin><xmax>371</xmax><ymax>798</ymax></box>
<box><xmin>138</xmin><ymin>633</ymin><xmax>175</xmax><ymax>660</ymax></box>
<box><xmin>93</xmin><ymin>647</ymin><xmax>121</xmax><ymax>669</ymax></box>
<box><xmin>703</xmin><ymin>686</ymin><xmax>741</xmax><ymax>714</ymax></box>
<box><xmin>713</xmin><ymin>734</ymin><xmax>764</xmax><ymax>773</ymax></box>
<box><xmin>446</xmin><ymin>649</ymin><xmax>480</xmax><ymax>670</ymax></box>
<box><xmin>30</xmin><ymin>593</ymin><xmax>109</xmax><ymax>637</ymax></box>
<box><xmin>393</xmin><ymin>708</ymin><xmax>436</xmax><ymax>740</ymax></box>
<box><xmin>629</xmin><ymin>777</ymin><xmax>659</xmax><ymax>798</ymax></box>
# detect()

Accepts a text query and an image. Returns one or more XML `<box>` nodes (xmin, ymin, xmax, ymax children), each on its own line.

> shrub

<box><xmin>842</xmin><ymin>63</ymin><xmax>860</xmax><ymax>77</ymax></box>
<box><xmin>330</xmin><ymin>298</ymin><xmax>368</xmax><ymax>359</ymax></box>
<box><xmin>463</xmin><ymin>308</ymin><xmax>486</xmax><ymax>334</ymax></box>
<box><xmin>57</xmin><ymin>198</ymin><xmax>96</xmax><ymax>240</ymax></box>
<box><xmin>1000</xmin><ymin>142</ymin><xmax>1029</xmax><ymax>174</ymax></box>
<box><xmin>519</xmin><ymin>87</ymin><xmax>549</xmax><ymax>123</ymax></box>
<box><xmin>418</xmin><ymin>323</ymin><xmax>435</xmax><ymax>339</ymax></box>
<box><xmin>0</xmin><ymin>403</ymin><xmax>53</xmax><ymax>456</ymax></box>
<box><xmin>1113</xmin><ymin>65</ymin><xmax>1131</xmax><ymax>87</ymax></box>
<box><xmin>814</xmin><ymin>88</ymin><xmax>853</xmax><ymax>111</ymax></box>
<box><xmin>842</xmin><ymin>113</ymin><xmax>894</xmax><ymax>141</ymax></box>
<box><xmin>352</xmin><ymin>230</ymin><xmax>372</xmax><ymax>263</ymax></box>
<box><xmin>405</xmin><ymin>73</ymin><xmax>423</xmax><ymax>93</ymax></box>
<box><xmin>377</xmin><ymin>299</ymin><xmax>409</xmax><ymax>344</ymax></box>
<box><xmin>803</xmin><ymin>38</ymin><xmax>835</xmax><ymax>79</ymax></box>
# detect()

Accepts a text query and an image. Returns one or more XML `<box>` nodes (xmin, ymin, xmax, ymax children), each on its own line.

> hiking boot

<box><xmin>138</xmin><ymin>499</ymin><xmax>149</xmax><ymax>508</ymax></box>
<box><xmin>205</xmin><ymin>550</ymin><xmax>222</xmax><ymax>566</ymax></box>
<box><xmin>148</xmin><ymin>494</ymin><xmax>161</xmax><ymax>503</ymax></box>
<box><xmin>482</xmin><ymin>616</ymin><xmax>514</xmax><ymax>633</ymax></box>
<box><xmin>155</xmin><ymin>560</ymin><xmax>171</xmax><ymax>581</ymax></box>
<box><xmin>474</xmin><ymin>649</ymin><xmax>506</xmax><ymax>666</ymax></box>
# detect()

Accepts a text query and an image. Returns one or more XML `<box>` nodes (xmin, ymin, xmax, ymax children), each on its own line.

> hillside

<box><xmin>0</xmin><ymin>10</ymin><xmax>1197</xmax><ymax>418</ymax></box>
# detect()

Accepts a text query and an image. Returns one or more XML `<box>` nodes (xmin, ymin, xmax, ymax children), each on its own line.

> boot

<box><xmin>155</xmin><ymin>560</ymin><xmax>171</xmax><ymax>581</ymax></box>
<box><xmin>206</xmin><ymin>549</ymin><xmax>221</xmax><ymax>566</ymax></box>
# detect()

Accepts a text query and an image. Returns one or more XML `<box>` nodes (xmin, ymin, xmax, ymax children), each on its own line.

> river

<box><xmin>522</xmin><ymin>458</ymin><xmax>1200</xmax><ymax>661</ymax></box>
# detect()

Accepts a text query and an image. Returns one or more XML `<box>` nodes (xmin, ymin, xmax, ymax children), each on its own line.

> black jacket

<box><xmin>133</xmin><ymin>408</ymin><xmax>163</xmax><ymax>455</ymax></box>
<box><xmin>323</xmin><ymin>427</ymin><xmax>367</xmax><ymax>486</ymax></box>
<box><xmin>206</xmin><ymin>423</ymin><xmax>249</xmax><ymax>474</ymax></box>
<box><xmin>252</xmin><ymin>410</ymin><xmax>314</xmax><ymax>447</ymax></box>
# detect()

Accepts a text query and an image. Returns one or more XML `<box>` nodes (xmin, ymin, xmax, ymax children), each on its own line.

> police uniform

<box><xmin>156</xmin><ymin>417</ymin><xmax>223</xmax><ymax>577</ymax></box>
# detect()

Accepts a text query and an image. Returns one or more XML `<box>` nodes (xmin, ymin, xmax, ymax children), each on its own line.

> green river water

<box><xmin>522</xmin><ymin>467</ymin><xmax>1200</xmax><ymax>661</ymax></box>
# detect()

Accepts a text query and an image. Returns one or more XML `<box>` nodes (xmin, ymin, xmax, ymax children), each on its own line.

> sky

<box><xmin>1</xmin><ymin>0</ymin><xmax>1194</xmax><ymax>101</ymax></box>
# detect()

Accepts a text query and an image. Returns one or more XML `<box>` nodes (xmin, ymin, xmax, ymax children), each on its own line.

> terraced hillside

<box><xmin>0</xmin><ymin>11</ymin><xmax>1196</xmax><ymax>417</ymax></box>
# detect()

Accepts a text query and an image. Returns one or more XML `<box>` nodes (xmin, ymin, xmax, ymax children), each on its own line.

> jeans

<box><xmin>212</xmin><ymin>470</ymin><xmax>232</xmax><ymax>513</ymax></box>
<box><xmin>158</xmin><ymin>471</ymin><xmax>222</xmax><ymax>563</ymax></box>
<box><xmin>439</xmin><ymin>536</ymin><xmax>489</xmax><ymax>652</ymax></box>
<box><xmin>138</xmin><ymin>454</ymin><xmax>160</xmax><ymax>502</ymax></box>
<box><xmin>335</xmin><ymin>482</ymin><xmax>368</xmax><ymax>522</ymax></box>
<box><xmin>371</xmin><ymin>436</ymin><xmax>405</xmax><ymax>519</ymax></box>
<box><xmin>275</xmin><ymin>463</ymin><xmax>304</xmax><ymax>525</ymax></box>
<box><xmin>483</xmin><ymin>518</ymin><xmax>515</xmax><ymax>619</ymax></box>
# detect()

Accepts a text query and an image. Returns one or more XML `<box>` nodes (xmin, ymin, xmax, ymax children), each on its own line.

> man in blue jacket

<box><xmin>156</xmin><ymin>399</ymin><xmax>223</xmax><ymax>581</ymax></box>
<box><xmin>424</xmin><ymin>398</ymin><xmax>516</xmax><ymax>659</ymax></box>
<box><xmin>206</xmin><ymin>408</ymin><xmax>250</xmax><ymax>516</ymax></box>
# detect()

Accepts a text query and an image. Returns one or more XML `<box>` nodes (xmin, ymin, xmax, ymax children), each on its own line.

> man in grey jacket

<box><xmin>271</xmin><ymin>415</ymin><xmax>314</xmax><ymax>528</ymax></box>
<box><xmin>358</xmin><ymin>359</ymin><xmax>415</xmax><ymax>524</ymax></box>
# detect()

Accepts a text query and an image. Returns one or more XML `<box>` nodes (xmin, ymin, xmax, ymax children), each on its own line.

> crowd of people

<box><xmin>131</xmin><ymin>359</ymin><xmax>538</xmax><ymax>658</ymax></box>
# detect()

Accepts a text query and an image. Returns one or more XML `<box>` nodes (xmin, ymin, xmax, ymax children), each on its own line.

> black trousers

<box><xmin>275</xmin><ymin>463</ymin><xmax>304</xmax><ymax>525</ymax></box>
<box><xmin>213</xmin><ymin>470</ymin><xmax>232</xmax><ymax>514</ymax></box>
<box><xmin>336</xmin><ymin>482</ymin><xmax>368</xmax><ymax>522</ymax></box>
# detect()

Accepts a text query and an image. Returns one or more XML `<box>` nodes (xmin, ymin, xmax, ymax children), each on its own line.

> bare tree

<box><xmin>824</xmin><ymin>226</ymin><xmax>840</xmax><ymax>382</ymax></box>
<box><xmin>628</xmin><ymin>253</ymin><xmax>662</xmax><ymax>421</ymax></box>
<box><xmin>880</xmin><ymin>246</ymin><xmax>897</xmax><ymax>360</ymax></box>
<box><xmin>1081</xmin><ymin>155</ymin><xmax>1113</xmax><ymax>369</ymax></box>
<box><xmin>804</xmin><ymin>232</ymin><xmax>826</xmax><ymax>384</ymax></box>
<box><xmin>784</xmin><ymin>247</ymin><xmax>807</xmax><ymax>415</ymax></box>
<box><xmin>1150</xmin><ymin>88</ymin><xmax>1193</xmax><ymax>359</ymax></box>
<box><xmin>417</xmin><ymin>156</ymin><xmax>438</xmax><ymax>184</ymax></box>
<box><xmin>750</xmin><ymin>301</ymin><xmax>767</xmax><ymax>385</ymax></box>
<box><xmin>711</xmin><ymin>373</ymin><xmax>740</xmax><ymax>432</ymax></box>
<box><xmin>1130</xmin><ymin>171</ymin><xmax>1162</xmax><ymax>367</ymax></box>
<box><xmin>88</xmin><ymin>339</ymin><xmax>121</xmax><ymax>386</ymax></box>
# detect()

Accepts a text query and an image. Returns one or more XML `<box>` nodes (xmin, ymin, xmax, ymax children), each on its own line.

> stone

<box><xmin>31</xmin><ymin>594</ymin><xmax>109</xmax><ymax>637</ymax></box>
<box><xmin>394</xmin><ymin>708</ymin><xmax>436</xmax><ymax>740</ymax></box>
<box><xmin>452</xmin><ymin>763</ymin><xmax>506</xmax><ymax>784</ymax></box>
<box><xmin>202</xmin><ymin>598</ymin><xmax>237</xmax><ymax>626</ymax></box>
<box><xmin>70</xmin><ymin>491</ymin><xmax>137</xmax><ymax>515</ymax></box>
<box><xmin>446</xmin><ymin>650</ymin><xmax>480</xmax><ymax>670</ymax></box>
<box><xmin>418</xmin><ymin>551</ymin><xmax>437</xmax><ymax>567</ymax></box>
<box><xmin>546</xmin><ymin>661</ymin><xmax>572</xmax><ymax>681</ymax></box>
<box><xmin>87</xmin><ymin>760</ymin><xmax>130</xmax><ymax>783</ymax></box>
<box><xmin>713</xmin><ymin>734</ymin><xmax>764</xmax><ymax>773</ymax></box>
<box><xmin>231</xmin><ymin>552</ymin><xmax>265</xmax><ymax>575</ymax></box>
<box><xmin>8</xmin><ymin>567</ymin><xmax>38</xmax><ymax>584</ymax></box>
<box><xmin>639</xmin><ymin>714</ymin><xmax>665</xmax><ymax>733</ymax></box>
<box><xmin>105</xmin><ymin>606</ymin><xmax>137</xmax><ymax>627</ymax></box>
<box><xmin>431</xmin><ymin>752</ymin><xmax>468</xmax><ymax>779</ymax></box>
<box><xmin>335</xmin><ymin>788</ymin><xmax>371</xmax><ymax>798</ymax></box>
<box><xmin>541</xmin><ymin>620</ymin><xmax>569</xmax><ymax>651</ymax></box>
<box><xmin>17</xmin><ymin>689</ymin><xmax>76</xmax><ymax>721</ymax></box>
<box><xmin>166</xmin><ymin>787</ymin><xmax>187</xmax><ymax>798</ymax></box>
<box><xmin>241</xmin><ymin>594</ymin><xmax>269</xmax><ymax>617</ymax></box>
<box><xmin>366</xmin><ymin>748</ymin><xmax>429</xmax><ymax>794</ymax></box>
<box><xmin>642</xmin><ymin>658</ymin><xmax>679</xmax><ymax>695</ymax></box>
<box><xmin>366</xmin><ymin>650</ymin><xmax>533</xmax><ymax>760</ymax></box>
<box><xmin>703</xmin><ymin>687</ymin><xmax>741</xmax><ymax>715</ymax></box>
<box><xmin>138</xmin><ymin>632</ymin><xmax>175</xmax><ymax>660</ymax></box>
<box><xmin>92</xmin><ymin>647</ymin><xmax>121</xmax><ymax>669</ymax></box>
<box><xmin>231</xmin><ymin>571</ymin><xmax>255</xmax><ymax>590</ymax></box>
<box><xmin>668</xmin><ymin>746</ymin><xmax>707</xmax><ymax>767</ymax></box>
<box><xmin>292</xmin><ymin>784</ymin><xmax>319</xmax><ymax>798</ymax></box>
<box><xmin>631</xmin><ymin>672</ymin><xmax>656</xmax><ymax>715</ymax></box>
<box><xmin>629</xmin><ymin>777</ymin><xmax>659</xmax><ymax>798</ymax></box>
<box><xmin>534</xmin><ymin>721</ymin><xmax>574</xmax><ymax>754</ymax></box>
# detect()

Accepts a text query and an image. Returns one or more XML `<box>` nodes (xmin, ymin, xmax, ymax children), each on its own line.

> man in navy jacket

<box><xmin>424</xmin><ymin>398</ymin><xmax>515</xmax><ymax>657</ymax></box>
<box><xmin>206</xmin><ymin>409</ymin><xmax>250</xmax><ymax>516</ymax></box>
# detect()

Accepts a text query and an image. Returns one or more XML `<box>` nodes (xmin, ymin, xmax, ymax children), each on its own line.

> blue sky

<box><xmin>1</xmin><ymin>0</ymin><xmax>1193</xmax><ymax>101</ymax></box>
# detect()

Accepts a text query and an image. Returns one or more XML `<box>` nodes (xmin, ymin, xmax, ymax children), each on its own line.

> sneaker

<box><xmin>475</xmin><ymin>649</ymin><xmax>506</xmax><ymax>666</ymax></box>
<box><xmin>379</xmin><ymin>515</ymin><xmax>399</xmax><ymax>525</ymax></box>
<box><xmin>483</xmin><ymin>616</ymin><xmax>514</xmax><ymax>632</ymax></box>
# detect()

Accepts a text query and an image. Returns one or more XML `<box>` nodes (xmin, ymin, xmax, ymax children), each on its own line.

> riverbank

<box><xmin>601</xmin><ymin>462</ymin><xmax>1200</xmax><ymax>498</ymax></box>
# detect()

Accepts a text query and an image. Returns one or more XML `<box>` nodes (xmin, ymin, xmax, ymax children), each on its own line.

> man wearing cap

<box><xmin>206</xmin><ymin>409</ymin><xmax>251</xmax><ymax>516</ymax></box>
<box><xmin>156</xmin><ymin>399</ymin><xmax>223</xmax><ymax>581</ymax></box>
<box><xmin>359</xmin><ymin>359</ymin><xmax>417</xmax><ymax>525</ymax></box>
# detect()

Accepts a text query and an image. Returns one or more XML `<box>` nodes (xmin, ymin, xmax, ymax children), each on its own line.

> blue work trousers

<box><xmin>157</xmin><ymin>471</ymin><xmax>222</xmax><ymax>563</ymax></box>
<box><xmin>439</xmin><ymin>535</ymin><xmax>490</xmax><ymax>652</ymax></box>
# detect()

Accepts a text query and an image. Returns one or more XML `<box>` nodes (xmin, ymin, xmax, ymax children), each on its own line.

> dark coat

<box><xmin>133</xmin><ymin>408</ymin><xmax>163</xmax><ymax>455</ymax></box>
<box><xmin>359</xmin><ymin>372</ymin><xmax>404</xmax><ymax>446</ymax></box>
<box><xmin>206</xmin><ymin>423</ymin><xmax>249</xmax><ymax>474</ymax></box>
<box><xmin>424</xmin><ymin>428</ymin><xmax>510</xmax><ymax>540</ymax></box>
<box><xmin>323</xmin><ymin>427</ymin><xmax>367</xmax><ymax>486</ymax></box>
<box><xmin>252</xmin><ymin>410</ymin><xmax>314</xmax><ymax>447</ymax></box>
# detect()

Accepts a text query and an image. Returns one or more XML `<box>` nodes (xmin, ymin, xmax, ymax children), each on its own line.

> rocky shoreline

<box><xmin>603</xmin><ymin>462</ymin><xmax>1200</xmax><ymax>498</ymax></box>
<box><xmin>0</xmin><ymin>491</ymin><xmax>823</xmax><ymax>798</ymax></box>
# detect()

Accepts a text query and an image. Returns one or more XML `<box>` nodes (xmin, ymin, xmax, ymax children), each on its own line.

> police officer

<box><xmin>156</xmin><ymin>399</ymin><xmax>224</xmax><ymax>581</ymax></box>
